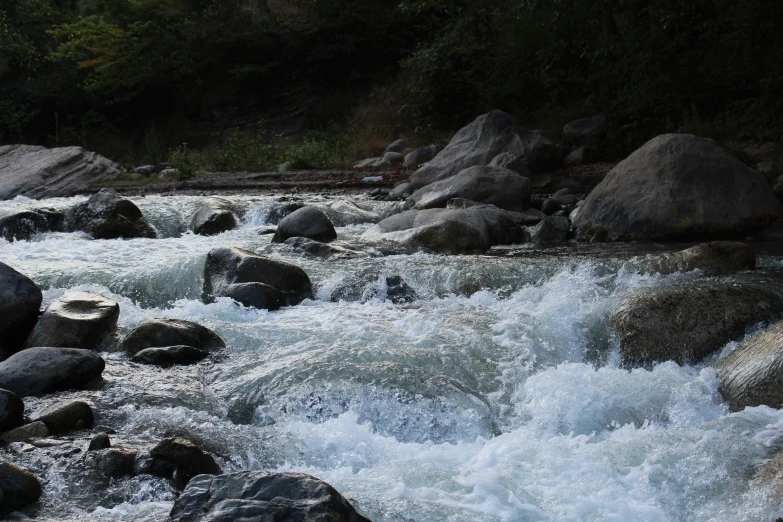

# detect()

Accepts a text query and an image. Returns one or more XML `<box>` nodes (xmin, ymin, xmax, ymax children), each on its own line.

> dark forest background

<box><xmin>2</xmin><ymin>0</ymin><xmax>782</xmax><ymax>166</ymax></box>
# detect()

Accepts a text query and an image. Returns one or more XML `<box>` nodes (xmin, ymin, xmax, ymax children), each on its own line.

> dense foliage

<box><xmin>1</xmin><ymin>0</ymin><xmax>782</xmax><ymax>164</ymax></box>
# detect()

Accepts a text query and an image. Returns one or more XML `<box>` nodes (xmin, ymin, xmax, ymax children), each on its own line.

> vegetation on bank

<box><xmin>1</xmin><ymin>0</ymin><xmax>782</xmax><ymax>167</ymax></box>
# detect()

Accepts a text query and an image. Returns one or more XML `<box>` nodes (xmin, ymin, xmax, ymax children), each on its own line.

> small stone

<box><xmin>88</xmin><ymin>432</ymin><xmax>111</xmax><ymax>451</ymax></box>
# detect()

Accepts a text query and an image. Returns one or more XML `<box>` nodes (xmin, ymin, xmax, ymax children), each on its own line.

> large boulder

<box><xmin>0</xmin><ymin>461</ymin><xmax>42</xmax><ymax>512</ymax></box>
<box><xmin>0</xmin><ymin>208</ymin><xmax>64</xmax><ymax>241</ymax></box>
<box><xmin>170</xmin><ymin>471</ymin><xmax>370</xmax><ymax>522</ymax></box>
<box><xmin>272</xmin><ymin>206</ymin><xmax>337</xmax><ymax>243</ymax></box>
<box><xmin>640</xmin><ymin>241</ymin><xmax>756</xmax><ymax>275</ymax></box>
<box><xmin>119</xmin><ymin>318</ymin><xmax>225</xmax><ymax>356</ymax></box>
<box><xmin>0</xmin><ymin>389</ymin><xmax>23</xmax><ymax>432</ymax></box>
<box><xmin>190</xmin><ymin>198</ymin><xmax>239</xmax><ymax>236</ymax></box>
<box><xmin>563</xmin><ymin>114</ymin><xmax>607</xmax><ymax>149</ymax></box>
<box><xmin>0</xmin><ymin>347</ymin><xmax>105</xmax><ymax>396</ymax></box>
<box><xmin>0</xmin><ymin>262</ymin><xmax>42</xmax><ymax>356</ymax></box>
<box><xmin>73</xmin><ymin>188</ymin><xmax>157</xmax><ymax>239</ymax></box>
<box><xmin>0</xmin><ymin>144</ymin><xmax>122</xmax><ymax>200</ymax></box>
<box><xmin>409</xmin><ymin>110</ymin><xmax>556</xmax><ymax>190</ymax></box>
<box><xmin>361</xmin><ymin>205</ymin><xmax>525</xmax><ymax>254</ymax></box>
<box><xmin>203</xmin><ymin>247</ymin><xmax>313</xmax><ymax>309</ymax></box>
<box><xmin>575</xmin><ymin>134</ymin><xmax>783</xmax><ymax>241</ymax></box>
<box><xmin>407</xmin><ymin>165</ymin><xmax>531</xmax><ymax>212</ymax></box>
<box><xmin>716</xmin><ymin>321</ymin><xmax>783</xmax><ymax>411</ymax></box>
<box><xmin>23</xmin><ymin>291</ymin><xmax>119</xmax><ymax>350</ymax></box>
<box><xmin>612</xmin><ymin>283</ymin><xmax>783</xmax><ymax>367</ymax></box>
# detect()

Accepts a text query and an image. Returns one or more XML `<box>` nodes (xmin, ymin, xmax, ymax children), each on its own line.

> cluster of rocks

<box><xmin>353</xmin><ymin>139</ymin><xmax>440</xmax><ymax>169</ymax></box>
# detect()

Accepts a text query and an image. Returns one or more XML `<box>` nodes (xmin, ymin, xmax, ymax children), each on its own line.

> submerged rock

<box><xmin>73</xmin><ymin>189</ymin><xmax>156</xmax><ymax>239</ymax></box>
<box><xmin>33</xmin><ymin>400</ymin><xmax>94</xmax><ymax>433</ymax></box>
<box><xmin>170</xmin><ymin>471</ymin><xmax>370</xmax><ymax>522</ymax></box>
<box><xmin>23</xmin><ymin>291</ymin><xmax>119</xmax><ymax>350</ymax></box>
<box><xmin>613</xmin><ymin>283</ymin><xmax>783</xmax><ymax>367</ymax></box>
<box><xmin>284</xmin><ymin>237</ymin><xmax>366</xmax><ymax>259</ymax></box>
<box><xmin>203</xmin><ymin>247</ymin><xmax>312</xmax><ymax>309</ymax></box>
<box><xmin>131</xmin><ymin>345</ymin><xmax>209</xmax><ymax>367</ymax></box>
<box><xmin>0</xmin><ymin>208</ymin><xmax>64</xmax><ymax>241</ymax></box>
<box><xmin>0</xmin><ymin>389</ymin><xmax>23</xmax><ymax>432</ymax></box>
<box><xmin>0</xmin><ymin>461</ymin><xmax>42</xmax><ymax>511</ymax></box>
<box><xmin>190</xmin><ymin>198</ymin><xmax>239</xmax><ymax>236</ymax></box>
<box><xmin>0</xmin><ymin>262</ymin><xmax>42</xmax><ymax>356</ymax></box>
<box><xmin>641</xmin><ymin>241</ymin><xmax>756</xmax><ymax>275</ymax></box>
<box><xmin>0</xmin><ymin>144</ymin><xmax>122</xmax><ymax>200</ymax></box>
<box><xmin>119</xmin><ymin>318</ymin><xmax>225</xmax><ymax>355</ymax></box>
<box><xmin>0</xmin><ymin>347</ymin><xmax>105</xmax><ymax>396</ymax></box>
<box><xmin>716</xmin><ymin>321</ymin><xmax>783</xmax><ymax>411</ymax></box>
<box><xmin>407</xmin><ymin>165</ymin><xmax>531</xmax><ymax>212</ymax></box>
<box><xmin>272</xmin><ymin>206</ymin><xmax>337</xmax><ymax>243</ymax></box>
<box><xmin>575</xmin><ymin>134</ymin><xmax>783</xmax><ymax>240</ymax></box>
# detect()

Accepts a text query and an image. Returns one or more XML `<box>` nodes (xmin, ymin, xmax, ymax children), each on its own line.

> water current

<box><xmin>2</xmin><ymin>193</ymin><xmax>783</xmax><ymax>521</ymax></box>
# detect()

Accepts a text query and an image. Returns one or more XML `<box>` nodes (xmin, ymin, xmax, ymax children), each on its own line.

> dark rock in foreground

<box><xmin>716</xmin><ymin>321</ymin><xmax>783</xmax><ymax>411</ymax></box>
<box><xmin>131</xmin><ymin>345</ymin><xmax>209</xmax><ymax>367</ymax></box>
<box><xmin>138</xmin><ymin>437</ymin><xmax>220</xmax><ymax>489</ymax></box>
<box><xmin>89</xmin><ymin>432</ymin><xmax>111</xmax><ymax>451</ymax></box>
<box><xmin>33</xmin><ymin>400</ymin><xmax>94</xmax><ymax>433</ymax></box>
<box><xmin>170</xmin><ymin>471</ymin><xmax>370</xmax><ymax>522</ymax></box>
<box><xmin>73</xmin><ymin>188</ymin><xmax>156</xmax><ymax>239</ymax></box>
<box><xmin>272</xmin><ymin>206</ymin><xmax>337</xmax><ymax>244</ymax></box>
<box><xmin>641</xmin><ymin>241</ymin><xmax>755</xmax><ymax>275</ymax></box>
<box><xmin>0</xmin><ymin>262</ymin><xmax>42</xmax><ymax>356</ymax></box>
<box><xmin>0</xmin><ymin>208</ymin><xmax>64</xmax><ymax>241</ymax></box>
<box><xmin>190</xmin><ymin>198</ymin><xmax>239</xmax><ymax>236</ymax></box>
<box><xmin>23</xmin><ymin>290</ymin><xmax>119</xmax><ymax>350</ymax></box>
<box><xmin>120</xmin><ymin>318</ymin><xmax>225</xmax><ymax>355</ymax></box>
<box><xmin>203</xmin><ymin>247</ymin><xmax>313</xmax><ymax>309</ymax></box>
<box><xmin>0</xmin><ymin>421</ymin><xmax>49</xmax><ymax>443</ymax></box>
<box><xmin>0</xmin><ymin>347</ymin><xmax>105</xmax><ymax>396</ymax></box>
<box><xmin>0</xmin><ymin>461</ymin><xmax>42</xmax><ymax>512</ymax></box>
<box><xmin>0</xmin><ymin>389</ymin><xmax>23</xmax><ymax>432</ymax></box>
<box><xmin>613</xmin><ymin>283</ymin><xmax>783</xmax><ymax>367</ymax></box>
<box><xmin>575</xmin><ymin>134</ymin><xmax>783</xmax><ymax>241</ymax></box>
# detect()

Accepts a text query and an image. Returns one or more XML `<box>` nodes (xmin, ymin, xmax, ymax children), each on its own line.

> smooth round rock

<box><xmin>33</xmin><ymin>400</ymin><xmax>94</xmax><ymax>433</ymax></box>
<box><xmin>88</xmin><ymin>432</ymin><xmax>111</xmax><ymax>451</ymax></box>
<box><xmin>272</xmin><ymin>206</ymin><xmax>337</xmax><ymax>244</ymax></box>
<box><xmin>120</xmin><ymin>318</ymin><xmax>225</xmax><ymax>356</ymax></box>
<box><xmin>0</xmin><ymin>347</ymin><xmax>105</xmax><ymax>397</ymax></box>
<box><xmin>0</xmin><ymin>461</ymin><xmax>42</xmax><ymax>511</ymax></box>
<box><xmin>0</xmin><ymin>421</ymin><xmax>49</xmax><ymax>443</ymax></box>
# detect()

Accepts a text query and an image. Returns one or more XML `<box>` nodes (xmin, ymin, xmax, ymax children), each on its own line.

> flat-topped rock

<box><xmin>0</xmin><ymin>347</ymin><xmax>105</xmax><ymax>396</ymax></box>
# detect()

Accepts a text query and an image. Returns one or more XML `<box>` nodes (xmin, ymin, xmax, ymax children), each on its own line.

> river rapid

<box><xmin>2</xmin><ymin>192</ymin><xmax>783</xmax><ymax>521</ymax></box>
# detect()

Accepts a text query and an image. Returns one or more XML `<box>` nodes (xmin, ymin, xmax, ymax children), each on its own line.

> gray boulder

<box><xmin>640</xmin><ymin>241</ymin><xmax>755</xmax><ymax>275</ymax></box>
<box><xmin>612</xmin><ymin>283</ymin><xmax>783</xmax><ymax>367</ymax></box>
<box><xmin>33</xmin><ymin>400</ymin><xmax>94</xmax><ymax>433</ymax></box>
<box><xmin>0</xmin><ymin>347</ymin><xmax>105</xmax><ymax>396</ymax></box>
<box><xmin>131</xmin><ymin>345</ymin><xmax>209</xmax><ymax>367</ymax></box>
<box><xmin>272</xmin><ymin>206</ymin><xmax>336</xmax><ymax>243</ymax></box>
<box><xmin>0</xmin><ymin>389</ymin><xmax>23</xmax><ymax>432</ymax></box>
<box><xmin>388</xmin><ymin>182</ymin><xmax>412</xmax><ymax>200</ymax></box>
<box><xmin>384</xmin><ymin>139</ymin><xmax>407</xmax><ymax>154</ymax></box>
<box><xmin>203</xmin><ymin>247</ymin><xmax>312</xmax><ymax>309</ymax></box>
<box><xmin>361</xmin><ymin>205</ymin><xmax>525</xmax><ymax>254</ymax></box>
<box><xmin>1</xmin><ymin>421</ymin><xmax>49</xmax><ymax>443</ymax></box>
<box><xmin>73</xmin><ymin>188</ymin><xmax>157</xmax><ymax>239</ymax></box>
<box><xmin>407</xmin><ymin>165</ymin><xmax>531</xmax><ymax>212</ymax></box>
<box><xmin>383</xmin><ymin>151</ymin><xmax>405</xmax><ymax>164</ymax></box>
<box><xmin>0</xmin><ymin>208</ymin><xmax>63</xmax><ymax>241</ymax></box>
<box><xmin>574</xmin><ymin>134</ymin><xmax>783</xmax><ymax>241</ymax></box>
<box><xmin>0</xmin><ymin>262</ymin><xmax>42</xmax><ymax>356</ymax></box>
<box><xmin>23</xmin><ymin>291</ymin><xmax>119</xmax><ymax>350</ymax></box>
<box><xmin>404</xmin><ymin>145</ymin><xmax>438</xmax><ymax>168</ymax></box>
<box><xmin>120</xmin><ymin>318</ymin><xmax>225</xmax><ymax>356</ymax></box>
<box><xmin>563</xmin><ymin>114</ymin><xmax>607</xmax><ymax>149</ymax></box>
<box><xmin>409</xmin><ymin>110</ymin><xmax>556</xmax><ymax>190</ymax></box>
<box><xmin>170</xmin><ymin>471</ymin><xmax>370</xmax><ymax>522</ymax></box>
<box><xmin>0</xmin><ymin>144</ymin><xmax>122</xmax><ymax>200</ymax></box>
<box><xmin>716</xmin><ymin>321</ymin><xmax>783</xmax><ymax>411</ymax></box>
<box><xmin>488</xmin><ymin>152</ymin><xmax>532</xmax><ymax>177</ymax></box>
<box><xmin>529</xmin><ymin>216</ymin><xmax>570</xmax><ymax>243</ymax></box>
<box><xmin>0</xmin><ymin>461</ymin><xmax>42</xmax><ymax>511</ymax></box>
<box><xmin>190</xmin><ymin>198</ymin><xmax>238</xmax><ymax>236</ymax></box>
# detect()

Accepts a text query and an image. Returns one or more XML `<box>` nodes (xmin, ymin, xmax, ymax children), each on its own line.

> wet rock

<box><xmin>0</xmin><ymin>347</ymin><xmax>105</xmax><ymax>396</ymax></box>
<box><xmin>88</xmin><ymin>432</ymin><xmax>111</xmax><ymax>451</ymax></box>
<box><xmin>563</xmin><ymin>114</ymin><xmax>607</xmax><ymax>149</ymax></box>
<box><xmin>320</xmin><ymin>200</ymin><xmax>382</xmax><ymax>226</ymax></box>
<box><xmin>73</xmin><ymin>189</ymin><xmax>156</xmax><ymax>239</ymax></box>
<box><xmin>203</xmin><ymin>247</ymin><xmax>312</xmax><ymax>309</ymax></box>
<box><xmin>190</xmin><ymin>198</ymin><xmax>239</xmax><ymax>236</ymax></box>
<box><xmin>407</xmin><ymin>165</ymin><xmax>531</xmax><ymax>212</ymax></box>
<box><xmin>284</xmin><ymin>237</ymin><xmax>366</xmax><ymax>259</ymax></box>
<box><xmin>642</xmin><ymin>241</ymin><xmax>756</xmax><ymax>275</ymax></box>
<box><xmin>272</xmin><ymin>206</ymin><xmax>337</xmax><ymax>243</ymax></box>
<box><xmin>488</xmin><ymin>151</ymin><xmax>532</xmax><ymax>177</ymax></box>
<box><xmin>0</xmin><ymin>144</ymin><xmax>122</xmax><ymax>200</ymax></box>
<box><xmin>131</xmin><ymin>345</ymin><xmax>209</xmax><ymax>367</ymax></box>
<box><xmin>92</xmin><ymin>425</ymin><xmax>116</xmax><ymax>435</ymax></box>
<box><xmin>91</xmin><ymin>448</ymin><xmax>137</xmax><ymax>478</ymax></box>
<box><xmin>575</xmin><ymin>134</ymin><xmax>783</xmax><ymax>241</ymax></box>
<box><xmin>33</xmin><ymin>400</ymin><xmax>94</xmax><ymax>433</ymax></box>
<box><xmin>0</xmin><ymin>208</ymin><xmax>63</xmax><ymax>241</ymax></box>
<box><xmin>119</xmin><ymin>318</ymin><xmax>225</xmax><ymax>355</ymax></box>
<box><xmin>138</xmin><ymin>437</ymin><xmax>220</xmax><ymax>489</ymax></box>
<box><xmin>362</xmin><ymin>205</ymin><xmax>525</xmax><ymax>254</ymax></box>
<box><xmin>267</xmin><ymin>202</ymin><xmax>305</xmax><ymax>224</ymax></box>
<box><xmin>0</xmin><ymin>389</ymin><xmax>23</xmax><ymax>432</ymax></box>
<box><xmin>529</xmin><ymin>215</ymin><xmax>570</xmax><ymax>243</ymax></box>
<box><xmin>23</xmin><ymin>291</ymin><xmax>119</xmax><ymax>350</ymax></box>
<box><xmin>409</xmin><ymin>110</ymin><xmax>556</xmax><ymax>190</ymax></box>
<box><xmin>1</xmin><ymin>421</ymin><xmax>49</xmax><ymax>443</ymax></box>
<box><xmin>0</xmin><ymin>461</ymin><xmax>42</xmax><ymax>511</ymax></box>
<box><xmin>385</xmin><ymin>139</ymin><xmax>407</xmax><ymax>154</ymax></box>
<box><xmin>0</xmin><ymin>262</ymin><xmax>42</xmax><ymax>356</ymax></box>
<box><xmin>170</xmin><ymin>471</ymin><xmax>370</xmax><ymax>522</ymax></box>
<box><xmin>404</xmin><ymin>145</ymin><xmax>438</xmax><ymax>168</ymax></box>
<box><xmin>383</xmin><ymin>276</ymin><xmax>417</xmax><ymax>304</ymax></box>
<box><xmin>613</xmin><ymin>283</ymin><xmax>783</xmax><ymax>367</ymax></box>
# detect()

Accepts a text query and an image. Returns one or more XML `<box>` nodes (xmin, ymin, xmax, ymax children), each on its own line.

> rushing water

<box><xmin>2</xmin><ymin>193</ymin><xmax>783</xmax><ymax>521</ymax></box>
